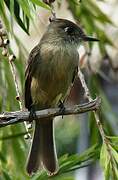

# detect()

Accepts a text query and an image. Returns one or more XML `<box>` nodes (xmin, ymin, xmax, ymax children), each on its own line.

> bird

<box><xmin>25</xmin><ymin>18</ymin><xmax>99</xmax><ymax>176</ymax></box>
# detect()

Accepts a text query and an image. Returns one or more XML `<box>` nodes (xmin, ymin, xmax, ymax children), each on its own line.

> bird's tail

<box><xmin>26</xmin><ymin>118</ymin><xmax>58</xmax><ymax>175</ymax></box>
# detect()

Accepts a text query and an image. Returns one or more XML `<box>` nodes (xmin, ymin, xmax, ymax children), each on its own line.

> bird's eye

<box><xmin>64</xmin><ymin>26</ymin><xmax>73</xmax><ymax>34</ymax></box>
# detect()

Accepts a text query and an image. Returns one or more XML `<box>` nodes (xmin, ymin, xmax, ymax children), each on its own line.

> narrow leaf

<box><xmin>30</xmin><ymin>0</ymin><xmax>51</xmax><ymax>10</ymax></box>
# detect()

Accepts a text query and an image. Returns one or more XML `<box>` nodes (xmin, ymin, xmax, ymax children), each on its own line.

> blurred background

<box><xmin>0</xmin><ymin>0</ymin><xmax>118</xmax><ymax>179</ymax></box>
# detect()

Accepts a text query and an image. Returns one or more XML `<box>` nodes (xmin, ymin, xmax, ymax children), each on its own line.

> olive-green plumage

<box><xmin>25</xmin><ymin>18</ymin><xmax>99</xmax><ymax>176</ymax></box>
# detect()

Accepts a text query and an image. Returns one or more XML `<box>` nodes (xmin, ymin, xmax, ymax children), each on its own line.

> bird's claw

<box><xmin>29</xmin><ymin>105</ymin><xmax>37</xmax><ymax>122</ymax></box>
<box><xmin>58</xmin><ymin>100</ymin><xmax>65</xmax><ymax>118</ymax></box>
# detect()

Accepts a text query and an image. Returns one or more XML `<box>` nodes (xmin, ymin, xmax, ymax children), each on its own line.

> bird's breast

<box><xmin>31</xmin><ymin>45</ymin><xmax>79</xmax><ymax>108</ymax></box>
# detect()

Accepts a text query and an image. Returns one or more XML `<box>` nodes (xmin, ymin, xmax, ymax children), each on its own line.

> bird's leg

<box><xmin>24</xmin><ymin>105</ymin><xmax>37</xmax><ymax>136</ymax></box>
<box><xmin>29</xmin><ymin>104</ymin><xmax>37</xmax><ymax>122</ymax></box>
<box><xmin>58</xmin><ymin>100</ymin><xmax>65</xmax><ymax>118</ymax></box>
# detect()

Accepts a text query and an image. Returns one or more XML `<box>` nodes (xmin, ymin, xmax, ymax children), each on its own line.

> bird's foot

<box><xmin>29</xmin><ymin>105</ymin><xmax>37</xmax><ymax>122</ymax></box>
<box><xmin>58</xmin><ymin>100</ymin><xmax>65</xmax><ymax>118</ymax></box>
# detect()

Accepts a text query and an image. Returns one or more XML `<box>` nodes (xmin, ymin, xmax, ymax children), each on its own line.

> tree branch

<box><xmin>0</xmin><ymin>97</ymin><xmax>101</xmax><ymax>128</ymax></box>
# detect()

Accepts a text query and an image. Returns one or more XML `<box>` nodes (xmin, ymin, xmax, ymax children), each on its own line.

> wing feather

<box><xmin>25</xmin><ymin>45</ymin><xmax>40</xmax><ymax>110</ymax></box>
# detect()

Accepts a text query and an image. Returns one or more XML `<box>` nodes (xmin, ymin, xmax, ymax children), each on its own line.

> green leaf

<box><xmin>110</xmin><ymin>146</ymin><xmax>118</xmax><ymax>163</ymax></box>
<box><xmin>0</xmin><ymin>0</ymin><xmax>10</xmax><ymax>31</ymax></box>
<box><xmin>16</xmin><ymin>0</ymin><xmax>31</xmax><ymax>18</ymax></box>
<box><xmin>107</xmin><ymin>136</ymin><xmax>118</xmax><ymax>144</ymax></box>
<box><xmin>85</xmin><ymin>0</ymin><xmax>113</xmax><ymax>24</ymax></box>
<box><xmin>100</xmin><ymin>143</ymin><xmax>118</xmax><ymax>180</ymax></box>
<box><xmin>0</xmin><ymin>151</ymin><xmax>7</xmax><ymax>163</ymax></box>
<box><xmin>10</xmin><ymin>124</ymin><xmax>28</xmax><ymax>178</ymax></box>
<box><xmin>107</xmin><ymin>136</ymin><xmax>118</xmax><ymax>151</ymax></box>
<box><xmin>100</xmin><ymin>144</ymin><xmax>110</xmax><ymax>171</ymax></box>
<box><xmin>59</xmin><ymin>144</ymin><xmax>99</xmax><ymax>173</ymax></box>
<box><xmin>30</xmin><ymin>0</ymin><xmax>51</xmax><ymax>10</ymax></box>
<box><xmin>14</xmin><ymin>0</ymin><xmax>30</xmax><ymax>34</ymax></box>
<box><xmin>104</xmin><ymin>161</ymin><xmax>110</xmax><ymax>180</ymax></box>
<box><xmin>1</xmin><ymin>170</ymin><xmax>13</xmax><ymax>180</ymax></box>
<box><xmin>4</xmin><ymin>0</ymin><xmax>30</xmax><ymax>34</ymax></box>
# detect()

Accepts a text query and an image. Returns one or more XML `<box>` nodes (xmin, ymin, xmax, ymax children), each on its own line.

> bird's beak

<box><xmin>82</xmin><ymin>36</ymin><xmax>99</xmax><ymax>42</ymax></box>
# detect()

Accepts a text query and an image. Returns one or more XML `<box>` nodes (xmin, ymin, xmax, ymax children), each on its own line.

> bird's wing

<box><xmin>25</xmin><ymin>45</ymin><xmax>40</xmax><ymax>110</ymax></box>
<box><xmin>72</xmin><ymin>66</ymin><xmax>78</xmax><ymax>84</ymax></box>
<box><xmin>61</xmin><ymin>66</ymin><xmax>78</xmax><ymax>104</ymax></box>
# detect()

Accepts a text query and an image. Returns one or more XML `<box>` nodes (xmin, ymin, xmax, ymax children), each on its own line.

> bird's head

<box><xmin>46</xmin><ymin>18</ymin><xmax>99</xmax><ymax>46</ymax></box>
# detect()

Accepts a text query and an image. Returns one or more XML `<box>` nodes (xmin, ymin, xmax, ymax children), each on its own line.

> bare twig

<box><xmin>78</xmin><ymin>63</ymin><xmax>106</xmax><ymax>141</ymax></box>
<box><xmin>78</xmin><ymin>65</ymin><xmax>116</xmax><ymax>173</ymax></box>
<box><xmin>0</xmin><ymin>20</ymin><xmax>31</xmax><ymax>139</ymax></box>
<box><xmin>0</xmin><ymin>97</ymin><xmax>101</xmax><ymax>128</ymax></box>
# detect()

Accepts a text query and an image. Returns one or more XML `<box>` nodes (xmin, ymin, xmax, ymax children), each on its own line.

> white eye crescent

<box><xmin>64</xmin><ymin>27</ymin><xmax>70</xmax><ymax>32</ymax></box>
<box><xmin>64</xmin><ymin>26</ymin><xmax>74</xmax><ymax>34</ymax></box>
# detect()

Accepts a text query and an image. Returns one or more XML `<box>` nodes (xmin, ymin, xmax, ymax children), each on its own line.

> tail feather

<box><xmin>40</xmin><ymin>119</ymin><xmax>58</xmax><ymax>173</ymax></box>
<box><xmin>26</xmin><ymin>122</ymin><xmax>41</xmax><ymax>175</ymax></box>
<box><xmin>26</xmin><ymin>118</ymin><xmax>58</xmax><ymax>175</ymax></box>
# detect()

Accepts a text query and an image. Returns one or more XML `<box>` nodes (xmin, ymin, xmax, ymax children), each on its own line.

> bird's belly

<box><xmin>31</xmin><ymin>54</ymin><xmax>78</xmax><ymax>109</ymax></box>
<box><xmin>31</xmin><ymin>73</ymin><xmax>72</xmax><ymax>108</ymax></box>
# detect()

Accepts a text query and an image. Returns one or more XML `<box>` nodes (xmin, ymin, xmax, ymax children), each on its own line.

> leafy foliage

<box><xmin>100</xmin><ymin>139</ymin><xmax>118</xmax><ymax>180</ymax></box>
<box><xmin>68</xmin><ymin>0</ymin><xmax>114</xmax><ymax>54</ymax></box>
<box><xmin>0</xmin><ymin>0</ymin><xmax>50</xmax><ymax>34</ymax></box>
